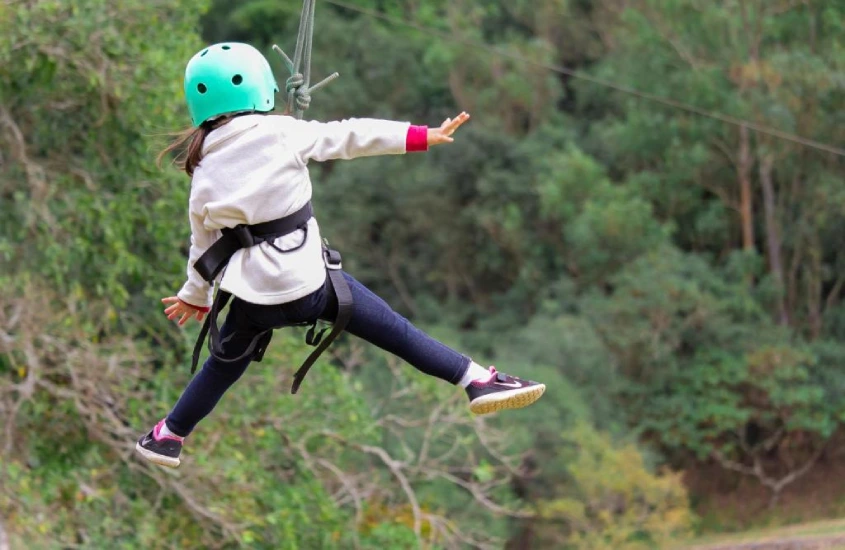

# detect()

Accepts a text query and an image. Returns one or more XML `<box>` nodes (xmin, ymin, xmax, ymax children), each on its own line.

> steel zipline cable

<box><xmin>321</xmin><ymin>0</ymin><xmax>844</xmax><ymax>157</ymax></box>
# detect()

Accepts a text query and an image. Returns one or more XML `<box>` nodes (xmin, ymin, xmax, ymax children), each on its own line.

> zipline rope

<box><xmin>273</xmin><ymin>0</ymin><xmax>339</xmax><ymax>119</ymax></box>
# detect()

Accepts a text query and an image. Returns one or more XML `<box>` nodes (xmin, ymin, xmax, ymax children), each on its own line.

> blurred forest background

<box><xmin>1</xmin><ymin>0</ymin><xmax>844</xmax><ymax>548</ymax></box>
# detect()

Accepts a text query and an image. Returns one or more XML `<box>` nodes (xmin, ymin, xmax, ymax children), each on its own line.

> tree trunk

<box><xmin>0</xmin><ymin>516</ymin><xmax>8</xmax><ymax>550</ymax></box>
<box><xmin>768</xmin><ymin>486</ymin><xmax>782</xmax><ymax>510</ymax></box>
<box><xmin>738</xmin><ymin>125</ymin><xmax>755</xmax><ymax>251</ymax></box>
<box><xmin>759</xmin><ymin>153</ymin><xmax>789</xmax><ymax>325</ymax></box>
<box><xmin>807</xmin><ymin>237</ymin><xmax>823</xmax><ymax>339</ymax></box>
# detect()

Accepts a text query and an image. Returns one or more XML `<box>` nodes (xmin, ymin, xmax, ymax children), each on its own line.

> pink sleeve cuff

<box><xmin>179</xmin><ymin>299</ymin><xmax>210</xmax><ymax>313</ymax></box>
<box><xmin>405</xmin><ymin>125</ymin><xmax>428</xmax><ymax>152</ymax></box>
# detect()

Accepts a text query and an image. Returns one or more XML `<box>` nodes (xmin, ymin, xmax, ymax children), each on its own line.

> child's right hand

<box><xmin>162</xmin><ymin>296</ymin><xmax>207</xmax><ymax>326</ymax></box>
<box><xmin>427</xmin><ymin>111</ymin><xmax>471</xmax><ymax>146</ymax></box>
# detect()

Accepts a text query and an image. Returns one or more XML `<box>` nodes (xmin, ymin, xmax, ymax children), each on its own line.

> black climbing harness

<box><xmin>190</xmin><ymin>203</ymin><xmax>354</xmax><ymax>394</ymax></box>
<box><xmin>193</xmin><ymin>202</ymin><xmax>314</xmax><ymax>282</ymax></box>
<box><xmin>292</xmin><ymin>247</ymin><xmax>353</xmax><ymax>394</ymax></box>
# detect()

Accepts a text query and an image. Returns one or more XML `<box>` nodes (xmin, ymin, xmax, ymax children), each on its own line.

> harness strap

<box><xmin>191</xmin><ymin>288</ymin><xmax>224</xmax><ymax>375</ymax></box>
<box><xmin>190</xmin><ymin>246</ymin><xmax>354</xmax><ymax>393</ymax></box>
<box><xmin>190</xmin><ymin>286</ymin><xmax>275</xmax><ymax>374</ymax></box>
<box><xmin>290</xmin><ymin>247</ymin><xmax>353</xmax><ymax>394</ymax></box>
<box><xmin>194</xmin><ymin>202</ymin><xmax>314</xmax><ymax>283</ymax></box>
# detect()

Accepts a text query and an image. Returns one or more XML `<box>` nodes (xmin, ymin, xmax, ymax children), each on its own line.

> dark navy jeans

<box><xmin>166</xmin><ymin>272</ymin><xmax>470</xmax><ymax>436</ymax></box>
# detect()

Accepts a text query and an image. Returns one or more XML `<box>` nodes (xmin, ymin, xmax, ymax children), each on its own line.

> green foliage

<box><xmin>1</xmin><ymin>297</ymin><xmax>505</xmax><ymax>548</ymax></box>
<box><xmin>536</xmin><ymin>423</ymin><xmax>693</xmax><ymax>549</ymax></box>
<box><xmin>500</xmin><ymin>311</ymin><xmax>621</xmax><ymax>430</ymax></box>
<box><xmin>639</xmin><ymin>344</ymin><xmax>841</xmax><ymax>460</ymax></box>
<box><xmin>0</xmin><ymin>0</ymin><xmax>203</xmax><ymax>312</ymax></box>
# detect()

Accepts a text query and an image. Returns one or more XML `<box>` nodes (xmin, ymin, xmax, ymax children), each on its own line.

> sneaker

<box><xmin>135</xmin><ymin>419</ymin><xmax>183</xmax><ymax>468</ymax></box>
<box><xmin>466</xmin><ymin>367</ymin><xmax>546</xmax><ymax>415</ymax></box>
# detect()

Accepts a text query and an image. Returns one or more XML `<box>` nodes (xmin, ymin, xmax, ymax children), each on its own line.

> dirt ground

<box><xmin>685</xmin><ymin>455</ymin><xmax>845</xmax><ymax>530</ymax></box>
<box><xmin>687</xmin><ymin>535</ymin><xmax>845</xmax><ymax>550</ymax></box>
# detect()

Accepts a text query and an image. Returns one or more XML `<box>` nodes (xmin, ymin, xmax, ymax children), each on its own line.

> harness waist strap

<box><xmin>193</xmin><ymin>202</ymin><xmax>314</xmax><ymax>282</ymax></box>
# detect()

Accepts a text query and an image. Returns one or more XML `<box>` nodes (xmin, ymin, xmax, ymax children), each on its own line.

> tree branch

<box><xmin>320</xmin><ymin>430</ymin><xmax>424</xmax><ymax>537</ymax></box>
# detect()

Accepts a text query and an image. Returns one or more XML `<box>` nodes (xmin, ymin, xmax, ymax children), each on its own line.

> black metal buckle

<box><xmin>323</xmin><ymin>248</ymin><xmax>342</xmax><ymax>270</ymax></box>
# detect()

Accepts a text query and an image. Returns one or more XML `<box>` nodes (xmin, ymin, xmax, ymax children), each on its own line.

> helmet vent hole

<box><xmin>197</xmin><ymin>83</ymin><xmax>207</xmax><ymax>94</ymax></box>
<box><xmin>200</xmin><ymin>49</ymin><xmax>209</xmax><ymax>57</ymax></box>
<box><xmin>231</xmin><ymin>74</ymin><xmax>243</xmax><ymax>85</ymax></box>
<box><xmin>221</xmin><ymin>45</ymin><xmax>231</xmax><ymax>50</ymax></box>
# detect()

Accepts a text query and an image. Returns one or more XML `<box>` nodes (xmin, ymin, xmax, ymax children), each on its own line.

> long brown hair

<box><xmin>157</xmin><ymin>115</ymin><xmax>234</xmax><ymax>176</ymax></box>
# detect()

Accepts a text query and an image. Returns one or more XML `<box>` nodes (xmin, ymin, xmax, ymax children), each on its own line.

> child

<box><xmin>136</xmin><ymin>42</ymin><xmax>545</xmax><ymax>468</ymax></box>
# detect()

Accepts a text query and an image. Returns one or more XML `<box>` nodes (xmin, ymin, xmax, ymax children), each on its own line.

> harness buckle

<box><xmin>323</xmin><ymin>248</ymin><xmax>342</xmax><ymax>270</ymax></box>
<box><xmin>231</xmin><ymin>224</ymin><xmax>255</xmax><ymax>248</ymax></box>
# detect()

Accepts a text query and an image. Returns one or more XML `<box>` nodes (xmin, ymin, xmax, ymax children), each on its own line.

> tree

<box><xmin>534</xmin><ymin>423</ymin><xmax>692</xmax><ymax>550</ymax></box>
<box><xmin>584</xmin><ymin>0</ymin><xmax>845</xmax><ymax>332</ymax></box>
<box><xmin>582</xmin><ymin>247</ymin><xmax>845</xmax><ymax>507</ymax></box>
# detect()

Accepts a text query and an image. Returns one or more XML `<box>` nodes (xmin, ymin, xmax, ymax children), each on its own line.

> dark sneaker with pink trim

<box><xmin>135</xmin><ymin>419</ymin><xmax>183</xmax><ymax>468</ymax></box>
<box><xmin>466</xmin><ymin>367</ymin><xmax>546</xmax><ymax>415</ymax></box>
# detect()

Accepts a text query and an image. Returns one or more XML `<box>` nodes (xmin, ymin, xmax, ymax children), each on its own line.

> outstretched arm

<box><xmin>288</xmin><ymin>111</ymin><xmax>471</xmax><ymax>164</ymax></box>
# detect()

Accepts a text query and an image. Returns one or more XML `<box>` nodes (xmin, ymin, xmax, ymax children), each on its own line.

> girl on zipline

<box><xmin>136</xmin><ymin>42</ymin><xmax>546</xmax><ymax>468</ymax></box>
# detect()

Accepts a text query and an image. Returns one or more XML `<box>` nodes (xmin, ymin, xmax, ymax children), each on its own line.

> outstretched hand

<box><xmin>427</xmin><ymin>111</ymin><xmax>471</xmax><ymax>146</ymax></box>
<box><xmin>162</xmin><ymin>296</ymin><xmax>206</xmax><ymax>326</ymax></box>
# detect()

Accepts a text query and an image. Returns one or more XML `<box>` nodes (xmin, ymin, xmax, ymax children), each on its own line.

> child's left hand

<box><xmin>427</xmin><ymin>111</ymin><xmax>471</xmax><ymax>146</ymax></box>
<box><xmin>162</xmin><ymin>296</ymin><xmax>207</xmax><ymax>326</ymax></box>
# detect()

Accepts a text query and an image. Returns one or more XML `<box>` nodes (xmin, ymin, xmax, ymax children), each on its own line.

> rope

<box><xmin>323</xmin><ymin>0</ymin><xmax>845</xmax><ymax>158</ymax></box>
<box><xmin>273</xmin><ymin>0</ymin><xmax>339</xmax><ymax>119</ymax></box>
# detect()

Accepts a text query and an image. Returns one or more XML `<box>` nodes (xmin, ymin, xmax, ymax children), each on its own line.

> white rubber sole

<box><xmin>469</xmin><ymin>384</ymin><xmax>546</xmax><ymax>415</ymax></box>
<box><xmin>135</xmin><ymin>442</ymin><xmax>181</xmax><ymax>468</ymax></box>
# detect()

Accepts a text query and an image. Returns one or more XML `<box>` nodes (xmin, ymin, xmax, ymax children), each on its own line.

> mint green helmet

<box><xmin>184</xmin><ymin>42</ymin><xmax>279</xmax><ymax>127</ymax></box>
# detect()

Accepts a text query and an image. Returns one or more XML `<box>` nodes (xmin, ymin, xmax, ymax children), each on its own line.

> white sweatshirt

<box><xmin>176</xmin><ymin>114</ymin><xmax>424</xmax><ymax>308</ymax></box>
